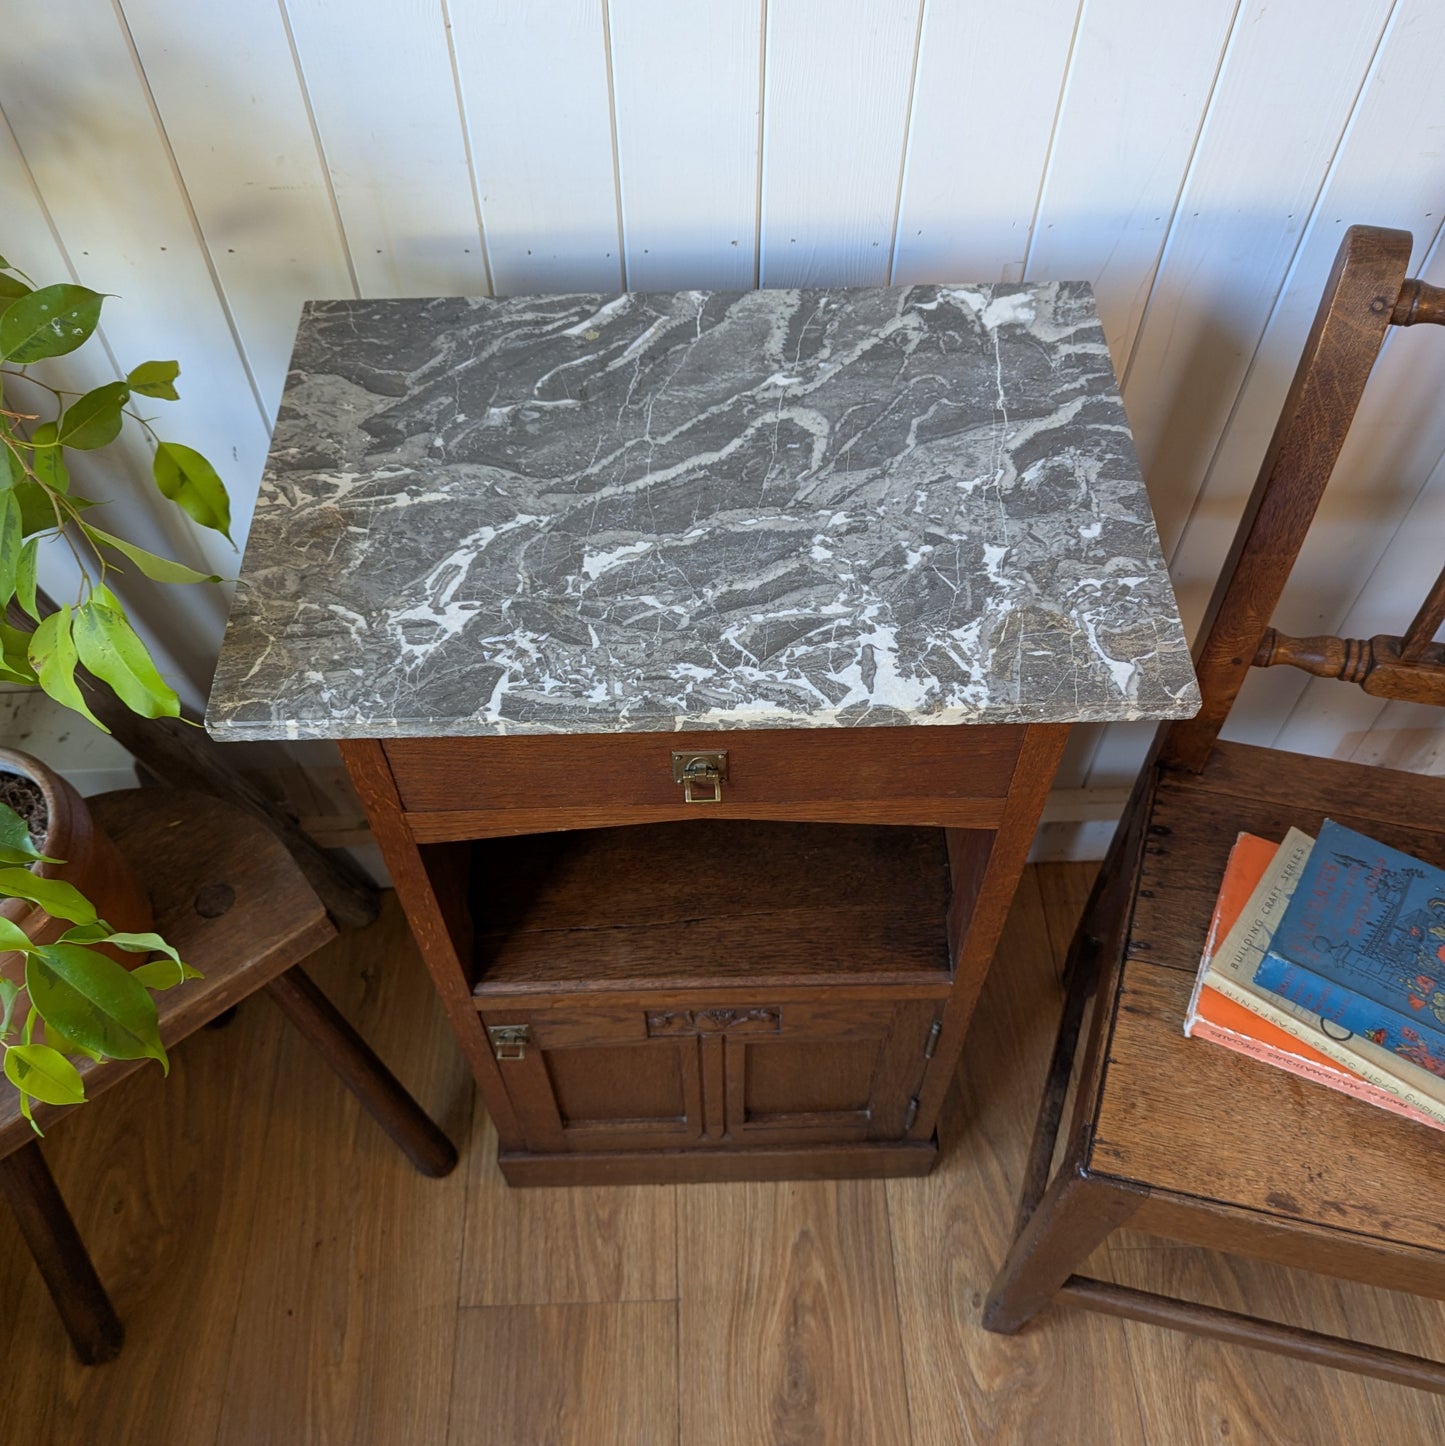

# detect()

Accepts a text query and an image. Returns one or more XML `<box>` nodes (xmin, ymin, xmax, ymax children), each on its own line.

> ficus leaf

<box><xmin>153</xmin><ymin>441</ymin><xmax>232</xmax><ymax>542</ymax></box>
<box><xmin>2</xmin><ymin>435</ymin><xmax>25</xmax><ymax>487</ymax></box>
<box><xmin>0</xmin><ymin>621</ymin><xmax>37</xmax><ymax>684</ymax></box>
<box><xmin>81</xmin><ymin>523</ymin><xmax>221</xmax><ymax>584</ymax></box>
<box><xmin>88</xmin><ymin>925</ymin><xmax>199</xmax><ymax>986</ymax></box>
<box><xmin>57</xmin><ymin>381</ymin><xmax>129</xmax><ymax>450</ymax></box>
<box><xmin>14</xmin><ymin>481</ymin><xmax>67</xmax><ymax>536</ymax></box>
<box><xmin>42</xmin><ymin>1020</ymin><xmax>101</xmax><ymax>1061</ymax></box>
<box><xmin>73</xmin><ymin>594</ymin><xmax>181</xmax><ymax>719</ymax></box>
<box><xmin>0</xmin><ymin>284</ymin><xmax>104</xmax><ymax>363</ymax></box>
<box><xmin>55</xmin><ymin>922</ymin><xmax>111</xmax><ymax>945</ymax></box>
<box><xmin>127</xmin><ymin>360</ymin><xmax>179</xmax><ymax>400</ymax></box>
<box><xmin>0</xmin><ymin>917</ymin><xmax>35</xmax><ymax>954</ymax></box>
<box><xmin>0</xmin><ymin>485</ymin><xmax>21</xmax><ymax>604</ymax></box>
<box><xmin>25</xmin><ymin>944</ymin><xmax>166</xmax><ymax>1067</ymax></box>
<box><xmin>99</xmin><ymin>930</ymin><xmax>185</xmax><ymax>963</ymax></box>
<box><xmin>40</xmin><ymin>1017</ymin><xmax>100</xmax><ymax>1064</ymax></box>
<box><xmin>0</xmin><ymin>273</ymin><xmax>31</xmax><ymax>306</ymax></box>
<box><xmin>4</xmin><ymin>1043</ymin><xmax>86</xmax><ymax>1107</ymax></box>
<box><xmin>0</xmin><ymin>799</ymin><xmax>57</xmax><ymax>865</ymax></box>
<box><xmin>14</xmin><ymin>538</ymin><xmax>38</xmax><ymax>619</ymax></box>
<box><xmin>130</xmin><ymin>958</ymin><xmax>201</xmax><ymax>990</ymax></box>
<box><xmin>0</xmin><ymin>978</ymin><xmax>20</xmax><ymax>1037</ymax></box>
<box><xmin>28</xmin><ymin>605</ymin><xmax>108</xmax><ymax>732</ymax></box>
<box><xmin>28</xmin><ymin>421</ymin><xmax>70</xmax><ymax>493</ymax></box>
<box><xmin>0</xmin><ymin>866</ymin><xmax>97</xmax><ymax>924</ymax></box>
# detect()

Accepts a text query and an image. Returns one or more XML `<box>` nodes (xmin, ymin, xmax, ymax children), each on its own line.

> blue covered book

<box><xmin>1252</xmin><ymin>819</ymin><xmax>1445</xmax><ymax>1075</ymax></box>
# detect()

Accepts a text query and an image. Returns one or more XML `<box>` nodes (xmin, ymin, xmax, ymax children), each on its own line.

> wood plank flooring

<box><xmin>3</xmin><ymin>867</ymin><xmax>1445</xmax><ymax>1444</ymax></box>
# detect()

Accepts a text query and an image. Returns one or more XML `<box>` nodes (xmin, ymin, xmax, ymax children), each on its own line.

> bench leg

<box><xmin>264</xmin><ymin>967</ymin><xmax>458</xmax><ymax>1178</ymax></box>
<box><xmin>983</xmin><ymin>1166</ymin><xmax>1144</xmax><ymax>1335</ymax></box>
<box><xmin>0</xmin><ymin>1142</ymin><xmax>123</xmax><ymax>1365</ymax></box>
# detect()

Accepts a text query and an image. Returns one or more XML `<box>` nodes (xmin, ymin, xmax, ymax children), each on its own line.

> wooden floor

<box><xmin>4</xmin><ymin>864</ymin><xmax>1445</xmax><ymax>1444</ymax></box>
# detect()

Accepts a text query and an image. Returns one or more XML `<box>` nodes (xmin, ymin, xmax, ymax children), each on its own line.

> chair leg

<box><xmin>263</xmin><ymin>967</ymin><xmax>458</xmax><ymax>1179</ymax></box>
<box><xmin>1011</xmin><ymin>926</ymin><xmax>1102</xmax><ymax>1239</ymax></box>
<box><xmin>0</xmin><ymin>1142</ymin><xmax>123</xmax><ymax>1365</ymax></box>
<box><xmin>983</xmin><ymin>1165</ymin><xmax>1144</xmax><ymax>1335</ymax></box>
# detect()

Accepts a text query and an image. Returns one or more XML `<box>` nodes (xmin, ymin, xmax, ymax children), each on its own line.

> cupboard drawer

<box><xmin>386</xmin><ymin>724</ymin><xmax>1022</xmax><ymax>835</ymax></box>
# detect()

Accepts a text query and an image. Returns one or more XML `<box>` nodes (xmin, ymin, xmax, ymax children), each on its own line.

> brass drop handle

<box><xmin>671</xmin><ymin>750</ymin><xmax>729</xmax><ymax>803</ymax></box>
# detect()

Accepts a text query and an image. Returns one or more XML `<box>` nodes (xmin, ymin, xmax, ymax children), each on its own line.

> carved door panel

<box><xmin>720</xmin><ymin>999</ymin><xmax>940</xmax><ymax>1146</ymax></box>
<box><xmin>479</xmin><ymin>1004</ymin><xmax>704</xmax><ymax>1154</ymax></box>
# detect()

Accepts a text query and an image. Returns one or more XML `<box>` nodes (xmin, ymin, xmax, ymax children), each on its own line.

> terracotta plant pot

<box><xmin>0</xmin><ymin>747</ymin><xmax>153</xmax><ymax>983</ymax></box>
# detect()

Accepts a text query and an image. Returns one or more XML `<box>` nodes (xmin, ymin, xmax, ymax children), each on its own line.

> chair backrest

<box><xmin>1162</xmin><ymin>225</ymin><xmax>1445</xmax><ymax>773</ymax></box>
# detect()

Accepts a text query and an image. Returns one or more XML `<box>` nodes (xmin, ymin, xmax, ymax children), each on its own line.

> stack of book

<box><xmin>1186</xmin><ymin>819</ymin><xmax>1445</xmax><ymax>1131</ymax></box>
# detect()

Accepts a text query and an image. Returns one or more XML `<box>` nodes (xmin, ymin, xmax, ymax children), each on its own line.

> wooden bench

<box><xmin>0</xmin><ymin>788</ymin><xmax>456</xmax><ymax>1364</ymax></box>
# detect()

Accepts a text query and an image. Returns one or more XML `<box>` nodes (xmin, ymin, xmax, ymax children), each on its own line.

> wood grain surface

<box><xmin>4</xmin><ymin>870</ymin><xmax>1444</xmax><ymax>1442</ymax></box>
<box><xmin>214</xmin><ymin>894</ymin><xmax>473</xmax><ymax>1446</ymax></box>
<box><xmin>449</xmin><ymin>1302</ymin><xmax>677</xmax><ymax>1446</ymax></box>
<box><xmin>460</xmin><ymin>1108</ymin><xmax>677</xmax><ymax>1308</ymax></box>
<box><xmin>890</xmin><ymin>866</ymin><xmax>1148</xmax><ymax>1445</ymax></box>
<box><xmin>472</xmin><ymin>820</ymin><xmax>951</xmax><ymax>993</ymax></box>
<box><xmin>677</xmin><ymin>1178</ymin><xmax>911</xmax><ymax>1446</ymax></box>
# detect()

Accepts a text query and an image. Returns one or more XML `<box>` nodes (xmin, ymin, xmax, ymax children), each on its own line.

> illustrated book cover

<box><xmin>1185</xmin><ymin>831</ymin><xmax>1444</xmax><ymax>1131</ymax></box>
<box><xmin>1188</xmin><ymin>826</ymin><xmax>1445</xmax><ymax>1128</ymax></box>
<box><xmin>1254</xmin><ymin>819</ymin><xmax>1445</xmax><ymax>1071</ymax></box>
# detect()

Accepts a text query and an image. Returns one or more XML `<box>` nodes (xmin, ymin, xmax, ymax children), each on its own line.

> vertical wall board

<box><xmin>609</xmin><ymin>1</ymin><xmax>762</xmax><ymax>292</ymax></box>
<box><xmin>890</xmin><ymin>0</ymin><xmax>1079</xmax><ymax>287</ymax></box>
<box><xmin>1086</xmin><ymin>0</ymin><xmax>1442</xmax><ymax>789</ymax></box>
<box><xmin>121</xmin><ymin>0</ymin><xmax>355</xmax><ymax>420</ymax></box>
<box><xmin>1118</xmin><ymin>0</ymin><xmax>1394</xmax><ymax>563</ymax></box>
<box><xmin>1</xmin><ymin>3</ymin><xmax>273</xmax><ymax>698</ymax></box>
<box><xmin>1025</xmin><ymin>0</ymin><xmax>1240</xmax><ymax>369</ymax></box>
<box><xmin>1169</xmin><ymin>1</ymin><xmax>1445</xmax><ymax>638</ymax></box>
<box><xmin>759</xmin><ymin>0</ymin><xmax>922</xmax><ymax>288</ymax></box>
<box><xmin>451</xmin><ymin>1</ymin><xmax>622</xmax><ymax>296</ymax></box>
<box><xmin>283</xmin><ymin>0</ymin><xmax>489</xmax><ymax>300</ymax></box>
<box><xmin>1157</xmin><ymin>1</ymin><xmax>1445</xmax><ymax>764</ymax></box>
<box><xmin>1021</xmin><ymin>0</ymin><xmax>1238</xmax><ymax>790</ymax></box>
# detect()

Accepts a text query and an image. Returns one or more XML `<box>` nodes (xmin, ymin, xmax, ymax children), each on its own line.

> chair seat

<box><xmin>0</xmin><ymin>788</ymin><xmax>336</xmax><ymax>1155</ymax></box>
<box><xmin>1083</xmin><ymin>740</ymin><xmax>1445</xmax><ymax>1275</ymax></box>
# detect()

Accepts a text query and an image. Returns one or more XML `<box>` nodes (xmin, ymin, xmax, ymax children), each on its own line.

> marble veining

<box><xmin>206</xmin><ymin>285</ymin><xmax>1199</xmax><ymax>739</ymax></box>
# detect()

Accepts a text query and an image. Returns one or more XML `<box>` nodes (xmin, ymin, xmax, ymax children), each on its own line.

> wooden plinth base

<box><xmin>498</xmin><ymin>1136</ymin><xmax>938</xmax><ymax>1187</ymax></box>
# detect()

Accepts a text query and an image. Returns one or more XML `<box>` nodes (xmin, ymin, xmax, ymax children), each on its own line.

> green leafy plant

<box><xmin>0</xmin><ymin>253</ymin><xmax>230</xmax><ymax>728</ymax></box>
<box><xmin>0</xmin><ymin>799</ymin><xmax>199</xmax><ymax>1127</ymax></box>
<box><xmin>0</xmin><ymin>255</ymin><xmax>230</xmax><ymax>1127</ymax></box>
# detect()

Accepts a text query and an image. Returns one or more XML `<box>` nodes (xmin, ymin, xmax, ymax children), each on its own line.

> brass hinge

<box><xmin>904</xmin><ymin>1096</ymin><xmax>920</xmax><ymax>1133</ymax></box>
<box><xmin>923</xmin><ymin>1018</ymin><xmax>943</xmax><ymax>1061</ymax></box>
<box><xmin>487</xmin><ymin>1024</ymin><xmax>531</xmax><ymax>1061</ymax></box>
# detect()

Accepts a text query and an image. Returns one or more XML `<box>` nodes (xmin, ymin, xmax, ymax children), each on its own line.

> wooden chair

<box><xmin>983</xmin><ymin>225</ymin><xmax>1445</xmax><ymax>1392</ymax></box>
<box><xmin>0</xmin><ymin>788</ymin><xmax>457</xmax><ymax>1364</ymax></box>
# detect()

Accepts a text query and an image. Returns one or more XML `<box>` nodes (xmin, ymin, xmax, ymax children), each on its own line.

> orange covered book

<box><xmin>1185</xmin><ymin>832</ymin><xmax>1445</xmax><ymax>1132</ymax></box>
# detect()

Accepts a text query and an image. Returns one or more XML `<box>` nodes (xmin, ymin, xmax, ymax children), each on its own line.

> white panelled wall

<box><xmin>4</xmin><ymin>0</ymin><xmax>1445</xmax><ymax>848</ymax></box>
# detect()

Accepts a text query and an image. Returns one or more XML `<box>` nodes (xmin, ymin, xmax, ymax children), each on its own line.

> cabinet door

<box><xmin>480</xmin><ymin>1004</ymin><xmax>705</xmax><ymax>1154</ymax></box>
<box><xmin>481</xmin><ymin>997</ymin><xmax>942</xmax><ymax>1155</ymax></box>
<box><xmin>721</xmin><ymin>1000</ymin><xmax>940</xmax><ymax>1146</ymax></box>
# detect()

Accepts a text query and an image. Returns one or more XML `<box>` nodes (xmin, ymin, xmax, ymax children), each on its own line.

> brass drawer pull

<box><xmin>672</xmin><ymin>750</ymin><xmax>729</xmax><ymax>803</ymax></box>
<box><xmin>487</xmin><ymin>1024</ymin><xmax>531</xmax><ymax>1060</ymax></box>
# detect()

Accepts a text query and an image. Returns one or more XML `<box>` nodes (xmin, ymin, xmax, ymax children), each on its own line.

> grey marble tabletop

<box><xmin>206</xmin><ymin>285</ymin><xmax>1199</xmax><ymax>740</ymax></box>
